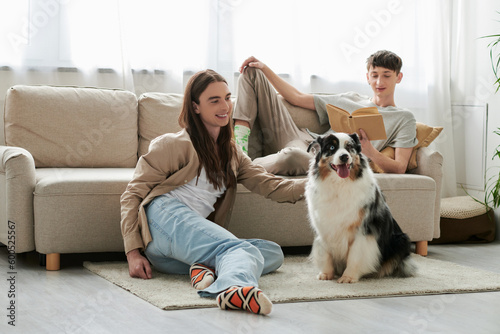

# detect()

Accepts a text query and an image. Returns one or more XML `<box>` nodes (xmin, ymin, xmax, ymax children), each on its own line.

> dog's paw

<box><xmin>337</xmin><ymin>275</ymin><xmax>358</xmax><ymax>283</ymax></box>
<box><xmin>317</xmin><ymin>272</ymin><xmax>334</xmax><ymax>280</ymax></box>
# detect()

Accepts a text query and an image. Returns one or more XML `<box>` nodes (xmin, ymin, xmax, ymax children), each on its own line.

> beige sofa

<box><xmin>0</xmin><ymin>85</ymin><xmax>443</xmax><ymax>270</ymax></box>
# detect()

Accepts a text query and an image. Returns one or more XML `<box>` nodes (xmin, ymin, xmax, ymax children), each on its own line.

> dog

<box><xmin>305</xmin><ymin>132</ymin><xmax>416</xmax><ymax>283</ymax></box>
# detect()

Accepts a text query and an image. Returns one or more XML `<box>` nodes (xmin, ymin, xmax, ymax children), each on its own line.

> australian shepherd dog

<box><xmin>305</xmin><ymin>132</ymin><xmax>416</xmax><ymax>283</ymax></box>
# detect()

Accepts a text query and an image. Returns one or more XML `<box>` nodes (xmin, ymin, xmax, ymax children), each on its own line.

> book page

<box><xmin>351</xmin><ymin>107</ymin><xmax>379</xmax><ymax>116</ymax></box>
<box><xmin>326</xmin><ymin>104</ymin><xmax>387</xmax><ymax>140</ymax></box>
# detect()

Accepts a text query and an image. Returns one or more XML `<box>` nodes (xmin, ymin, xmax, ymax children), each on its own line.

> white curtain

<box><xmin>0</xmin><ymin>0</ymin><xmax>460</xmax><ymax>196</ymax></box>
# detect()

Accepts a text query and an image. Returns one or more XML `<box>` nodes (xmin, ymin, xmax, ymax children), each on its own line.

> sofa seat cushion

<box><xmin>229</xmin><ymin>181</ymin><xmax>313</xmax><ymax>247</ymax></box>
<box><xmin>33</xmin><ymin>168</ymin><xmax>134</xmax><ymax>254</ymax></box>
<box><xmin>35</xmin><ymin>168</ymin><xmax>134</xmax><ymax>195</ymax></box>
<box><xmin>230</xmin><ymin>173</ymin><xmax>437</xmax><ymax>247</ymax></box>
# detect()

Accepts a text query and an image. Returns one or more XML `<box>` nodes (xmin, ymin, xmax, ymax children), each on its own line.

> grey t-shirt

<box><xmin>313</xmin><ymin>92</ymin><xmax>417</xmax><ymax>151</ymax></box>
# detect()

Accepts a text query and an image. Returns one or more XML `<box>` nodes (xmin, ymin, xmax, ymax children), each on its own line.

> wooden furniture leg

<box><xmin>46</xmin><ymin>253</ymin><xmax>61</xmax><ymax>271</ymax></box>
<box><xmin>415</xmin><ymin>241</ymin><xmax>428</xmax><ymax>256</ymax></box>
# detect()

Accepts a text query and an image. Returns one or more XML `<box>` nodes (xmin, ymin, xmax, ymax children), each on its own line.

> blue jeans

<box><xmin>144</xmin><ymin>196</ymin><xmax>284</xmax><ymax>298</ymax></box>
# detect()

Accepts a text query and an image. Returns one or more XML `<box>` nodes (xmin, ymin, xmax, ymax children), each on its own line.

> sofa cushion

<box><xmin>229</xmin><ymin>182</ymin><xmax>313</xmax><ymax>246</ymax></box>
<box><xmin>35</xmin><ymin>168</ymin><xmax>134</xmax><ymax>195</ymax></box>
<box><xmin>369</xmin><ymin>122</ymin><xmax>443</xmax><ymax>172</ymax></box>
<box><xmin>4</xmin><ymin>85</ymin><xmax>139</xmax><ymax>168</ymax></box>
<box><xmin>409</xmin><ymin>122</ymin><xmax>443</xmax><ymax>170</ymax></box>
<box><xmin>230</xmin><ymin>173</ymin><xmax>438</xmax><ymax>246</ymax></box>
<box><xmin>138</xmin><ymin>93</ymin><xmax>184</xmax><ymax>157</ymax></box>
<box><xmin>33</xmin><ymin>168</ymin><xmax>134</xmax><ymax>254</ymax></box>
<box><xmin>279</xmin><ymin>96</ymin><xmax>330</xmax><ymax>135</ymax></box>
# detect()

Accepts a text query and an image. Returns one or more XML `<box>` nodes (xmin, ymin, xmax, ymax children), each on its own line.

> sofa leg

<box><xmin>415</xmin><ymin>241</ymin><xmax>428</xmax><ymax>256</ymax></box>
<box><xmin>46</xmin><ymin>253</ymin><xmax>61</xmax><ymax>271</ymax></box>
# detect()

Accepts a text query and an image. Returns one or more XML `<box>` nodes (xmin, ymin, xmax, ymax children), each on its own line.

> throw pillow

<box><xmin>408</xmin><ymin>122</ymin><xmax>443</xmax><ymax>170</ymax></box>
<box><xmin>370</xmin><ymin>122</ymin><xmax>443</xmax><ymax>173</ymax></box>
<box><xmin>369</xmin><ymin>147</ymin><xmax>394</xmax><ymax>173</ymax></box>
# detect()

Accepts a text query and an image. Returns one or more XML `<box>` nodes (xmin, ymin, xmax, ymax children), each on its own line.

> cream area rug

<box><xmin>83</xmin><ymin>255</ymin><xmax>500</xmax><ymax>310</ymax></box>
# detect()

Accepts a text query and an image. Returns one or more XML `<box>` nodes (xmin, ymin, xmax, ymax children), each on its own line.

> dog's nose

<box><xmin>340</xmin><ymin>154</ymin><xmax>349</xmax><ymax>163</ymax></box>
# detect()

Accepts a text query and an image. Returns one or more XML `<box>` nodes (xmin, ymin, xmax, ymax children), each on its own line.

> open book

<box><xmin>326</xmin><ymin>104</ymin><xmax>387</xmax><ymax>140</ymax></box>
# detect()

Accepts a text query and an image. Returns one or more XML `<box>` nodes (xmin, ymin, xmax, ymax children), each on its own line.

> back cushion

<box><xmin>137</xmin><ymin>92</ymin><xmax>183</xmax><ymax>157</ymax></box>
<box><xmin>280</xmin><ymin>96</ymin><xmax>329</xmax><ymax>134</ymax></box>
<box><xmin>4</xmin><ymin>85</ymin><xmax>138</xmax><ymax>168</ymax></box>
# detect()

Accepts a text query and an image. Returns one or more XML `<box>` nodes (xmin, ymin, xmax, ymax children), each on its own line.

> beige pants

<box><xmin>233</xmin><ymin>68</ymin><xmax>313</xmax><ymax>176</ymax></box>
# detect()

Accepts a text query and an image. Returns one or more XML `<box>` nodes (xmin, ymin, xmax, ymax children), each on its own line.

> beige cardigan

<box><xmin>120</xmin><ymin>129</ymin><xmax>306</xmax><ymax>254</ymax></box>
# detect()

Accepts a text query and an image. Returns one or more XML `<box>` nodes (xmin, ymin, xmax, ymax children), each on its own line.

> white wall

<box><xmin>468</xmin><ymin>0</ymin><xmax>500</xmax><ymax>238</ymax></box>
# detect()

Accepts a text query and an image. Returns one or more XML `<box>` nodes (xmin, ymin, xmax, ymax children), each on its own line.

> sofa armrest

<box><xmin>0</xmin><ymin>146</ymin><xmax>36</xmax><ymax>252</ymax></box>
<box><xmin>408</xmin><ymin>146</ymin><xmax>444</xmax><ymax>239</ymax></box>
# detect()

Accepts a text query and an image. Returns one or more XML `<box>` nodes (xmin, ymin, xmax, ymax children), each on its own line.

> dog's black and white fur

<box><xmin>305</xmin><ymin>132</ymin><xmax>416</xmax><ymax>283</ymax></box>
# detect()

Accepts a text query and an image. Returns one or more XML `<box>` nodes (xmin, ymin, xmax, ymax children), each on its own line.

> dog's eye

<box><xmin>329</xmin><ymin>145</ymin><xmax>335</xmax><ymax>151</ymax></box>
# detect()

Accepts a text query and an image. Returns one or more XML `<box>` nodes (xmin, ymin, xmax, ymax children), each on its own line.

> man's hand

<box><xmin>126</xmin><ymin>249</ymin><xmax>152</xmax><ymax>279</ymax></box>
<box><xmin>358</xmin><ymin>129</ymin><xmax>377</xmax><ymax>159</ymax></box>
<box><xmin>359</xmin><ymin>128</ymin><xmax>412</xmax><ymax>174</ymax></box>
<box><xmin>239</xmin><ymin>56</ymin><xmax>266</xmax><ymax>73</ymax></box>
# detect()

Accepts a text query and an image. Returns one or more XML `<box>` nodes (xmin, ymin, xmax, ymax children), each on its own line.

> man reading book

<box><xmin>233</xmin><ymin>50</ymin><xmax>417</xmax><ymax>175</ymax></box>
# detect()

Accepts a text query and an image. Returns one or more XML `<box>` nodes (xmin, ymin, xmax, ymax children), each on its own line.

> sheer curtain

<box><xmin>0</xmin><ymin>0</ymin><xmax>214</xmax><ymax>93</ymax></box>
<box><xmin>0</xmin><ymin>0</ymin><xmax>458</xmax><ymax>196</ymax></box>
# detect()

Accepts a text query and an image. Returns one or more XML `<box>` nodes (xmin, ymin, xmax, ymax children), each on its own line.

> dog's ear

<box><xmin>307</xmin><ymin>138</ymin><xmax>321</xmax><ymax>155</ymax></box>
<box><xmin>349</xmin><ymin>132</ymin><xmax>360</xmax><ymax>143</ymax></box>
<box><xmin>349</xmin><ymin>133</ymin><xmax>362</xmax><ymax>153</ymax></box>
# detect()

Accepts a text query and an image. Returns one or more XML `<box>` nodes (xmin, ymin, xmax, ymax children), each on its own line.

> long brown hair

<box><xmin>178</xmin><ymin>69</ymin><xmax>236</xmax><ymax>190</ymax></box>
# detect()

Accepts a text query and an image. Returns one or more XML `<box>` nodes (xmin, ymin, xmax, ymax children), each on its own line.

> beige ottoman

<box><xmin>431</xmin><ymin>196</ymin><xmax>496</xmax><ymax>244</ymax></box>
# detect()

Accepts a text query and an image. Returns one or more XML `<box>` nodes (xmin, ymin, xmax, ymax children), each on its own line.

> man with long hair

<box><xmin>121</xmin><ymin>69</ymin><xmax>306</xmax><ymax>315</ymax></box>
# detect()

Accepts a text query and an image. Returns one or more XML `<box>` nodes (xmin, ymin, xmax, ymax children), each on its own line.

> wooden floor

<box><xmin>2</xmin><ymin>242</ymin><xmax>500</xmax><ymax>333</ymax></box>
